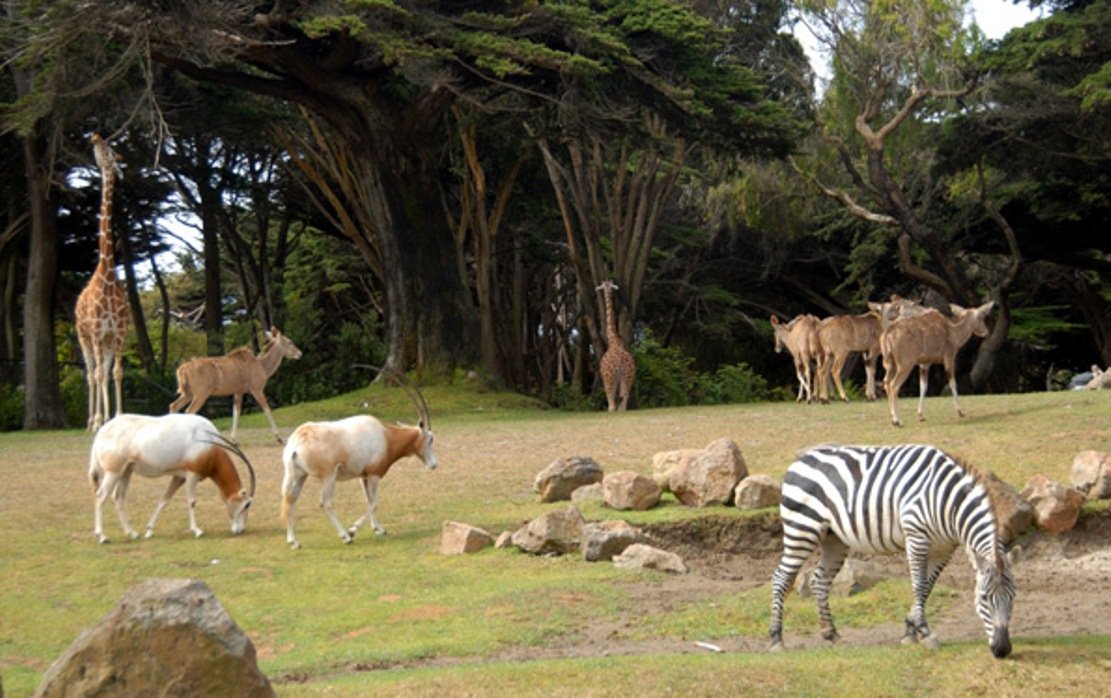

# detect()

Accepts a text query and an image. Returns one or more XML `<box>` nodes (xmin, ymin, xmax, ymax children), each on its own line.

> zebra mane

<box><xmin>950</xmin><ymin>452</ymin><xmax>1008</xmax><ymax>570</ymax></box>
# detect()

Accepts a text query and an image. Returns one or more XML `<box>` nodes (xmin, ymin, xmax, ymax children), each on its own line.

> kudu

<box><xmin>169</xmin><ymin>327</ymin><xmax>302</xmax><ymax>443</ymax></box>
<box><xmin>771</xmin><ymin>314</ymin><xmax>822</xmax><ymax>403</ymax></box>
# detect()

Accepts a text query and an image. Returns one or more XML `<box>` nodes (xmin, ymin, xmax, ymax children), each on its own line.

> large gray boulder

<box><xmin>1020</xmin><ymin>475</ymin><xmax>1086</xmax><ymax>534</ymax></box>
<box><xmin>534</xmin><ymin>456</ymin><xmax>604</xmax><ymax>502</ymax></box>
<box><xmin>34</xmin><ymin>578</ymin><xmax>273</xmax><ymax>698</ymax></box>
<box><xmin>669</xmin><ymin>437</ymin><xmax>749</xmax><ymax>507</ymax></box>
<box><xmin>602</xmin><ymin>471</ymin><xmax>661</xmax><ymax>511</ymax></box>
<box><xmin>581</xmin><ymin>520</ymin><xmax>642</xmax><ymax>562</ymax></box>
<box><xmin>511</xmin><ymin>506</ymin><xmax>585</xmax><ymax>555</ymax></box>
<box><xmin>1070</xmin><ymin>450</ymin><xmax>1111</xmax><ymax>500</ymax></box>
<box><xmin>733</xmin><ymin>474</ymin><xmax>781</xmax><ymax>511</ymax></box>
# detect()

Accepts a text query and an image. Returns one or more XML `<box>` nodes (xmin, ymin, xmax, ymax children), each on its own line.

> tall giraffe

<box><xmin>75</xmin><ymin>133</ymin><xmax>129</xmax><ymax>431</ymax></box>
<box><xmin>596</xmin><ymin>280</ymin><xmax>636</xmax><ymax>411</ymax></box>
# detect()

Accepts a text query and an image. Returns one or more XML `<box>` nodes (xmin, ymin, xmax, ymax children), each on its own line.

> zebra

<box><xmin>769</xmin><ymin>444</ymin><xmax>1016</xmax><ymax>658</ymax></box>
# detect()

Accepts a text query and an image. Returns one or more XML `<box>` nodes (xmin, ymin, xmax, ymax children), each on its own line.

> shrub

<box><xmin>633</xmin><ymin>332</ymin><xmax>698</xmax><ymax>408</ymax></box>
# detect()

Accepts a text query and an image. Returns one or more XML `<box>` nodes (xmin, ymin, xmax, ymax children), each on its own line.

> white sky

<box><xmin>795</xmin><ymin>0</ymin><xmax>1042</xmax><ymax>81</ymax></box>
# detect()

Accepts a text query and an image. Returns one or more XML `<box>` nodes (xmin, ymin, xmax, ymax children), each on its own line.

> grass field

<box><xmin>1</xmin><ymin>384</ymin><xmax>1109</xmax><ymax>695</ymax></box>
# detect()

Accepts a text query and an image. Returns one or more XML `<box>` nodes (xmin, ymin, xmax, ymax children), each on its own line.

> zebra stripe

<box><xmin>769</xmin><ymin>444</ymin><xmax>1015</xmax><ymax>658</ymax></box>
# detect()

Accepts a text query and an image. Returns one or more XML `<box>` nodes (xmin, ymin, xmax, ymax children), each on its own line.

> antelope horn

<box><xmin>199</xmin><ymin>434</ymin><xmax>257</xmax><ymax>499</ymax></box>
<box><xmin>353</xmin><ymin>364</ymin><xmax>431</xmax><ymax>428</ymax></box>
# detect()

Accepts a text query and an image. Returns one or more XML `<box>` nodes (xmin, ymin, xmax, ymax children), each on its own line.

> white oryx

<box><xmin>281</xmin><ymin>370</ymin><xmax>436</xmax><ymax>549</ymax></box>
<box><xmin>88</xmin><ymin>413</ymin><xmax>256</xmax><ymax>543</ymax></box>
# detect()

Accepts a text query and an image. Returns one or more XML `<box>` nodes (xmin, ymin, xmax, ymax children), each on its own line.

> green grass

<box><xmin>1</xmin><ymin>387</ymin><xmax>1109</xmax><ymax>695</ymax></box>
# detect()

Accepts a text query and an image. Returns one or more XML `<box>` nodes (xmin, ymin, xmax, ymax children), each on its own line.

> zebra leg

<box><xmin>769</xmin><ymin>528</ymin><xmax>820</xmax><ymax>651</ymax></box>
<box><xmin>812</xmin><ymin>537</ymin><xmax>849</xmax><ymax>643</ymax></box>
<box><xmin>903</xmin><ymin>533</ymin><xmax>941</xmax><ymax>646</ymax></box>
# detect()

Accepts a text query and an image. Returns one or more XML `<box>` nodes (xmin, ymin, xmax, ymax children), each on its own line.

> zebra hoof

<box><xmin>922</xmin><ymin>634</ymin><xmax>941</xmax><ymax>650</ymax></box>
<box><xmin>769</xmin><ymin>641</ymin><xmax>785</xmax><ymax>653</ymax></box>
<box><xmin>900</xmin><ymin>633</ymin><xmax>918</xmax><ymax>645</ymax></box>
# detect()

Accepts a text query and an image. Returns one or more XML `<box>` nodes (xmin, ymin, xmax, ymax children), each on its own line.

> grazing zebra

<box><xmin>769</xmin><ymin>444</ymin><xmax>1016</xmax><ymax>658</ymax></box>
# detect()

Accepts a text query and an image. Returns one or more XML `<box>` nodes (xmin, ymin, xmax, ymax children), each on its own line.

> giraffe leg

<box><xmin>112</xmin><ymin>348</ymin><xmax>124</xmax><ymax>417</ymax></box>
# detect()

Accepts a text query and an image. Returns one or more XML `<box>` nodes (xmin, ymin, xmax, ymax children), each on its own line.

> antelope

<box><xmin>880</xmin><ymin>301</ymin><xmax>995</xmax><ymax>426</ymax></box>
<box><xmin>88</xmin><ymin>413</ymin><xmax>256</xmax><ymax>544</ymax></box>
<box><xmin>867</xmin><ymin>295</ymin><xmax>936</xmax><ymax>329</ymax></box>
<box><xmin>169</xmin><ymin>327</ymin><xmax>302</xmax><ymax>443</ymax></box>
<box><xmin>771</xmin><ymin>314</ymin><xmax>822</xmax><ymax>403</ymax></box>
<box><xmin>815</xmin><ymin>312</ymin><xmax>882</xmax><ymax>402</ymax></box>
<box><xmin>1086</xmin><ymin>365</ymin><xmax>1111</xmax><ymax>390</ymax></box>
<box><xmin>281</xmin><ymin>370</ymin><xmax>436</xmax><ymax>549</ymax></box>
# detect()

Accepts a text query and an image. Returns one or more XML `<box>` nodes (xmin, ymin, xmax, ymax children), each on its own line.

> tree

<box><xmin>792</xmin><ymin>0</ymin><xmax>1022</xmax><ymax>389</ymax></box>
<box><xmin>938</xmin><ymin>0</ymin><xmax>1111</xmax><ymax>365</ymax></box>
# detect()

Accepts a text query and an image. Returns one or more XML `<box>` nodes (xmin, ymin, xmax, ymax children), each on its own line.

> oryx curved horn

<box><xmin>353</xmin><ymin>364</ymin><xmax>431</xmax><ymax>428</ymax></box>
<box><xmin>199</xmin><ymin>434</ymin><xmax>257</xmax><ymax>499</ymax></box>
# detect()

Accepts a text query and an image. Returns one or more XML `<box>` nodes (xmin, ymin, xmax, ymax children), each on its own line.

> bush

<box><xmin>699</xmin><ymin>362</ymin><xmax>769</xmax><ymax>404</ymax></box>
<box><xmin>632</xmin><ymin>332</ymin><xmax>698</xmax><ymax>408</ymax></box>
<box><xmin>0</xmin><ymin>383</ymin><xmax>22</xmax><ymax>431</ymax></box>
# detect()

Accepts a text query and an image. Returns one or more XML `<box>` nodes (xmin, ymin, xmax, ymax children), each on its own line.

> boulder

<box><xmin>602</xmin><ymin>471</ymin><xmax>661</xmax><ymax>511</ymax></box>
<box><xmin>650</xmin><ymin>449</ymin><xmax>700</xmax><ymax>492</ymax></box>
<box><xmin>581</xmin><ymin>520</ymin><xmax>642</xmax><ymax>562</ymax></box>
<box><xmin>34</xmin><ymin>578</ymin><xmax>273</xmax><ymax>698</ymax></box>
<box><xmin>733</xmin><ymin>474</ymin><xmax>781</xmax><ymax>511</ymax></box>
<box><xmin>1019</xmin><ymin>475</ymin><xmax>1086</xmax><ymax>534</ymax></box>
<box><xmin>669</xmin><ymin>437</ymin><xmax>749</xmax><ymax>507</ymax></box>
<box><xmin>570</xmin><ymin>483</ymin><xmax>603</xmax><ymax>503</ymax></box>
<box><xmin>980</xmin><ymin>470</ymin><xmax>1035</xmax><ymax>544</ymax></box>
<box><xmin>511</xmin><ymin>506</ymin><xmax>585</xmax><ymax>555</ymax></box>
<box><xmin>534</xmin><ymin>456</ymin><xmax>604</xmax><ymax>502</ymax></box>
<box><xmin>1070</xmin><ymin>450</ymin><xmax>1111</xmax><ymax>500</ymax></box>
<box><xmin>795</xmin><ymin>559</ymin><xmax>890</xmax><ymax>598</ymax></box>
<box><xmin>494</xmin><ymin>530</ymin><xmax>515</xmax><ymax>549</ymax></box>
<box><xmin>439</xmin><ymin>521</ymin><xmax>494</xmax><ymax>555</ymax></box>
<box><xmin>612</xmin><ymin>543</ymin><xmax>688</xmax><ymax>574</ymax></box>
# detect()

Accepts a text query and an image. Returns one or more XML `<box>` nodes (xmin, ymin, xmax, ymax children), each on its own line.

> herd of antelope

<box><xmin>771</xmin><ymin>295</ymin><xmax>996</xmax><ymax>426</ymax></box>
<box><xmin>87</xmin><ymin>329</ymin><xmax>437</xmax><ymax>546</ymax></box>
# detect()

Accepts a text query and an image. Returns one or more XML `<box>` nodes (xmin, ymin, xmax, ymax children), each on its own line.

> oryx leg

<box><xmin>349</xmin><ymin>475</ymin><xmax>385</xmax><ymax>536</ymax></box>
<box><xmin>93</xmin><ymin>470</ymin><xmax>123</xmax><ymax>543</ymax></box>
<box><xmin>110</xmin><ymin>469</ymin><xmax>140</xmax><ymax>541</ymax></box>
<box><xmin>144</xmin><ymin>475</ymin><xmax>186</xmax><ymax>538</ymax></box>
<box><xmin>184</xmin><ymin>473</ymin><xmax>204</xmax><ymax>538</ymax></box>
<box><xmin>281</xmin><ymin>465</ymin><xmax>309</xmax><ymax>549</ymax></box>
<box><xmin>319</xmin><ymin>470</ymin><xmax>352</xmax><ymax>544</ymax></box>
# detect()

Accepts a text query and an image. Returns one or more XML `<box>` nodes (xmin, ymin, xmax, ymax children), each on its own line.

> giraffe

<box><xmin>75</xmin><ymin>133</ymin><xmax>129</xmax><ymax>431</ymax></box>
<box><xmin>596</xmin><ymin>279</ymin><xmax>636</xmax><ymax>411</ymax></box>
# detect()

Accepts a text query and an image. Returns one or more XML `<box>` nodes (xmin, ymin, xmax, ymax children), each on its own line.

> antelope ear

<box><xmin>949</xmin><ymin>303</ymin><xmax>965</xmax><ymax>315</ymax></box>
<box><xmin>770</xmin><ymin>316</ymin><xmax>779</xmax><ymax>325</ymax></box>
<box><xmin>979</xmin><ymin>301</ymin><xmax>996</xmax><ymax>314</ymax></box>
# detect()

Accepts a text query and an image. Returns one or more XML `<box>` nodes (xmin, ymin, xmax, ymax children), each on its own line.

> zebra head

<box><xmin>974</xmin><ymin>548</ymin><xmax>1016</xmax><ymax>658</ymax></box>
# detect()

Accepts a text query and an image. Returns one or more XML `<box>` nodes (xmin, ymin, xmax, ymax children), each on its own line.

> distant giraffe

<box><xmin>75</xmin><ymin>133</ymin><xmax>128</xmax><ymax>431</ymax></box>
<box><xmin>596</xmin><ymin>280</ymin><xmax>636</xmax><ymax>411</ymax></box>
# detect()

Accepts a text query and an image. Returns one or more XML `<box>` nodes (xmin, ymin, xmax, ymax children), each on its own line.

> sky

<box><xmin>795</xmin><ymin>0</ymin><xmax>1042</xmax><ymax>81</ymax></box>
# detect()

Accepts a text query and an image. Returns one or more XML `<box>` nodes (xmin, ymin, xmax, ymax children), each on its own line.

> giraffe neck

<box><xmin>603</xmin><ymin>284</ymin><xmax>621</xmax><ymax>346</ymax></box>
<box><xmin>97</xmin><ymin>169</ymin><xmax>117</xmax><ymax>273</ymax></box>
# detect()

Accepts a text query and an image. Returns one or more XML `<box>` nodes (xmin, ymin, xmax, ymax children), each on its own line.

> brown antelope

<box><xmin>815</xmin><ymin>312</ymin><xmax>882</xmax><ymax>402</ymax></box>
<box><xmin>771</xmin><ymin>314</ymin><xmax>822</xmax><ymax>403</ymax></box>
<box><xmin>281</xmin><ymin>371</ymin><xmax>436</xmax><ymax>549</ymax></box>
<box><xmin>169</xmin><ymin>327</ymin><xmax>302</xmax><ymax>443</ymax></box>
<box><xmin>880</xmin><ymin>301</ymin><xmax>995</xmax><ymax>426</ymax></box>
<box><xmin>88</xmin><ymin>413</ymin><xmax>256</xmax><ymax>543</ymax></box>
<box><xmin>867</xmin><ymin>295</ymin><xmax>935</xmax><ymax>329</ymax></box>
<box><xmin>1086</xmin><ymin>365</ymin><xmax>1111</xmax><ymax>390</ymax></box>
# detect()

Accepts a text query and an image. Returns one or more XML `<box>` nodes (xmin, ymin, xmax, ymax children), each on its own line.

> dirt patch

<box><xmin>277</xmin><ymin>509</ymin><xmax>1111</xmax><ymax>685</ymax></box>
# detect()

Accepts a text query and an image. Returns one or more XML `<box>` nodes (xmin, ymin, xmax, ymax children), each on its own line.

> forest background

<box><xmin>0</xmin><ymin>0</ymin><xmax>1107</xmax><ymax>430</ymax></box>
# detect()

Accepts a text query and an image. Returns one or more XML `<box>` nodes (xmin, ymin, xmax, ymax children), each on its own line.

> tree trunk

<box><xmin>354</xmin><ymin>147</ymin><xmax>479</xmax><ymax>374</ymax></box>
<box><xmin>969</xmin><ymin>296</ymin><xmax>1010</xmax><ymax>391</ymax></box>
<box><xmin>20</xmin><ymin>130</ymin><xmax>65</xmax><ymax>428</ymax></box>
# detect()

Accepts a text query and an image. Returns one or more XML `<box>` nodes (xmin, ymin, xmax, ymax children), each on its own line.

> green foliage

<box><xmin>633</xmin><ymin>331</ymin><xmax>698</xmax><ymax>408</ymax></box>
<box><xmin>633</xmin><ymin>332</ymin><xmax>769</xmax><ymax>407</ymax></box>
<box><xmin>0</xmin><ymin>383</ymin><xmax>21</xmax><ymax>431</ymax></box>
